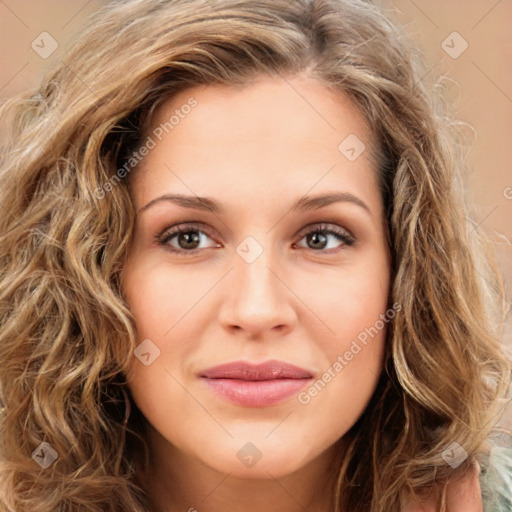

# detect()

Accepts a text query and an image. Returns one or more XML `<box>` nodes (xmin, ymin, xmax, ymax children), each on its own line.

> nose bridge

<box><xmin>219</xmin><ymin>234</ymin><xmax>295</xmax><ymax>333</ymax></box>
<box><xmin>235</xmin><ymin>237</ymin><xmax>281</xmax><ymax>308</ymax></box>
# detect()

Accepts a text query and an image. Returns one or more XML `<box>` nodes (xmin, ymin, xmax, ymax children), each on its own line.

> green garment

<box><xmin>480</xmin><ymin>432</ymin><xmax>512</xmax><ymax>512</ymax></box>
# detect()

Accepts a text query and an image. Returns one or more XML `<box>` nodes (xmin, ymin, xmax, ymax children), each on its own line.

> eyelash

<box><xmin>156</xmin><ymin>222</ymin><xmax>355</xmax><ymax>256</ymax></box>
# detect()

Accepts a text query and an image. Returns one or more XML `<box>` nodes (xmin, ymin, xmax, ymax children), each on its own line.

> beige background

<box><xmin>1</xmin><ymin>1</ymin><xmax>511</xmax><ymax>423</ymax></box>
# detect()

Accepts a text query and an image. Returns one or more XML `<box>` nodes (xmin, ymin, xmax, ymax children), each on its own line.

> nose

<box><xmin>218</xmin><ymin>244</ymin><xmax>297</xmax><ymax>339</ymax></box>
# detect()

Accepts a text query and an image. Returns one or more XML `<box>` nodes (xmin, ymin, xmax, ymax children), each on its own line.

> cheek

<box><xmin>298</xmin><ymin>307</ymin><xmax>388</xmax><ymax>444</ymax></box>
<box><xmin>121</xmin><ymin>259</ymin><xmax>220</xmax><ymax>386</ymax></box>
<box><xmin>121</xmin><ymin>261</ymin><xmax>179</xmax><ymax>381</ymax></box>
<box><xmin>296</xmin><ymin>254</ymin><xmax>390</xmax><ymax>345</ymax></box>
<box><xmin>122</xmin><ymin>258</ymin><xmax>209</xmax><ymax>336</ymax></box>
<box><xmin>294</xmin><ymin>255</ymin><xmax>390</xmax><ymax>425</ymax></box>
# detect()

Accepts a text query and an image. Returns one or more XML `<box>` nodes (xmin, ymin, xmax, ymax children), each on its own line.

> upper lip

<box><xmin>199</xmin><ymin>360</ymin><xmax>313</xmax><ymax>381</ymax></box>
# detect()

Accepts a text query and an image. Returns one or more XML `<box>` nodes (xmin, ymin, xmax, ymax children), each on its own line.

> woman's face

<box><xmin>121</xmin><ymin>75</ymin><xmax>391</xmax><ymax>479</ymax></box>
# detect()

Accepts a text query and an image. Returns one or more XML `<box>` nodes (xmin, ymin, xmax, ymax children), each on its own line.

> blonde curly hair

<box><xmin>0</xmin><ymin>0</ymin><xmax>510</xmax><ymax>510</ymax></box>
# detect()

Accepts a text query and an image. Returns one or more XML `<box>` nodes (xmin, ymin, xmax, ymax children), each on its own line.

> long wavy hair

<box><xmin>0</xmin><ymin>0</ymin><xmax>510</xmax><ymax>510</ymax></box>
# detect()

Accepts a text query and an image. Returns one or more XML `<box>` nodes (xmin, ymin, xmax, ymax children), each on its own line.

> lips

<box><xmin>200</xmin><ymin>360</ymin><xmax>313</xmax><ymax>380</ymax></box>
<box><xmin>199</xmin><ymin>360</ymin><xmax>313</xmax><ymax>407</ymax></box>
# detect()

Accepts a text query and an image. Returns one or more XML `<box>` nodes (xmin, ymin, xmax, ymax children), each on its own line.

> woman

<box><xmin>0</xmin><ymin>0</ymin><xmax>510</xmax><ymax>510</ymax></box>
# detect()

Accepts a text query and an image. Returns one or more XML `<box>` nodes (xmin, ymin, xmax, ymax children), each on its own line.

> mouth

<box><xmin>198</xmin><ymin>360</ymin><xmax>314</xmax><ymax>407</ymax></box>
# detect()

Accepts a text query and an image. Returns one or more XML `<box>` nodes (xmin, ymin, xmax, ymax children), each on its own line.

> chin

<box><xmin>209</xmin><ymin>448</ymin><xmax>311</xmax><ymax>479</ymax></box>
<box><xmin>185</xmin><ymin>432</ymin><xmax>316</xmax><ymax>479</ymax></box>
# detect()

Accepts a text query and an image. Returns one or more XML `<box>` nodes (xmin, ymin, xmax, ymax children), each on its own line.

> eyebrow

<box><xmin>137</xmin><ymin>191</ymin><xmax>372</xmax><ymax>217</ymax></box>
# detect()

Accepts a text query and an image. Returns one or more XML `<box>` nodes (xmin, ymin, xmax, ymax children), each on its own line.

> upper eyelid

<box><xmin>295</xmin><ymin>222</ymin><xmax>353</xmax><ymax>237</ymax></box>
<box><xmin>158</xmin><ymin>222</ymin><xmax>214</xmax><ymax>240</ymax></box>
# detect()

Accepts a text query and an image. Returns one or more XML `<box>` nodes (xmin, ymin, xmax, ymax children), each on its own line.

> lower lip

<box><xmin>201</xmin><ymin>378</ymin><xmax>312</xmax><ymax>407</ymax></box>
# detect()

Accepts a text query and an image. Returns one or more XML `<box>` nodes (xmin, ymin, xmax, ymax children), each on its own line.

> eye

<box><xmin>294</xmin><ymin>223</ymin><xmax>355</xmax><ymax>252</ymax></box>
<box><xmin>156</xmin><ymin>222</ymin><xmax>355</xmax><ymax>256</ymax></box>
<box><xmin>157</xmin><ymin>223</ymin><xmax>220</xmax><ymax>255</ymax></box>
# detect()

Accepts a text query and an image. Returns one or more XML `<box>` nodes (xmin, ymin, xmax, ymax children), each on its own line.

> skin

<box><xmin>120</xmin><ymin>75</ymin><xmax>392</xmax><ymax>512</ymax></box>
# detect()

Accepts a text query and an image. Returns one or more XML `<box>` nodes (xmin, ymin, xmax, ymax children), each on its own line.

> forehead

<box><xmin>145</xmin><ymin>76</ymin><xmax>375</xmax><ymax>157</ymax></box>
<box><xmin>128</xmin><ymin>76</ymin><xmax>382</xmax><ymax>218</ymax></box>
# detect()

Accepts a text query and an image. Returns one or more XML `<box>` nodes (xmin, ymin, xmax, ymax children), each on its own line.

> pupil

<box><xmin>309</xmin><ymin>232</ymin><xmax>327</xmax><ymax>249</ymax></box>
<box><xmin>179</xmin><ymin>231</ymin><xmax>200</xmax><ymax>249</ymax></box>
